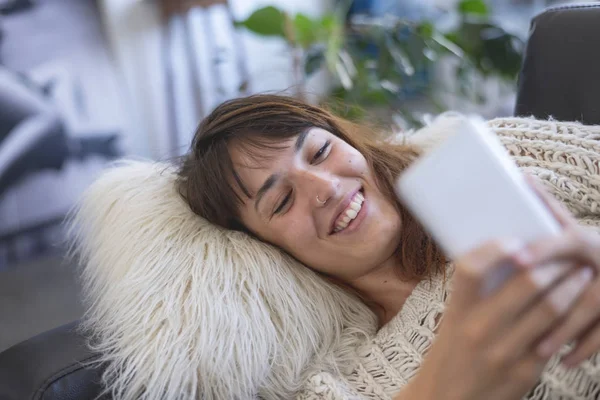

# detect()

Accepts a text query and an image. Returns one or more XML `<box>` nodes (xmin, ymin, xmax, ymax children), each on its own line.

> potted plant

<box><xmin>236</xmin><ymin>0</ymin><xmax>524</xmax><ymax>128</ymax></box>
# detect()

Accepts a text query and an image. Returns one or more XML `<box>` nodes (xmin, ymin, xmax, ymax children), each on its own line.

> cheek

<box><xmin>343</xmin><ymin>150</ymin><xmax>369</xmax><ymax>176</ymax></box>
<box><xmin>266</xmin><ymin>214</ymin><xmax>315</xmax><ymax>254</ymax></box>
<box><xmin>282</xmin><ymin>214</ymin><xmax>314</xmax><ymax>244</ymax></box>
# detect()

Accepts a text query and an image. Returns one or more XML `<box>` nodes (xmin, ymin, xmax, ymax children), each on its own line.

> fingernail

<box><xmin>537</xmin><ymin>340</ymin><xmax>556</xmax><ymax>357</ymax></box>
<box><xmin>503</xmin><ymin>238</ymin><xmax>524</xmax><ymax>253</ymax></box>
<box><xmin>515</xmin><ymin>249</ymin><xmax>533</xmax><ymax>267</ymax></box>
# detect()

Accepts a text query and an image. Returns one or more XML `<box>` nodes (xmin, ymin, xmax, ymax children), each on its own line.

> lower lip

<box><xmin>335</xmin><ymin>192</ymin><xmax>367</xmax><ymax>235</ymax></box>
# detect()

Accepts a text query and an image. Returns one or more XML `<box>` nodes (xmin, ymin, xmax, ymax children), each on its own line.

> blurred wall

<box><xmin>0</xmin><ymin>0</ymin><xmax>127</xmax><ymax>265</ymax></box>
<box><xmin>99</xmin><ymin>0</ymin><xmax>332</xmax><ymax>160</ymax></box>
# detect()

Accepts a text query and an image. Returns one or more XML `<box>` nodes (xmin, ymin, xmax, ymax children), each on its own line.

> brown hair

<box><xmin>177</xmin><ymin>94</ymin><xmax>445</xmax><ymax>281</ymax></box>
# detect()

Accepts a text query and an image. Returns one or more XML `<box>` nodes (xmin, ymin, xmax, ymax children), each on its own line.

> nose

<box><xmin>294</xmin><ymin>168</ymin><xmax>339</xmax><ymax>208</ymax></box>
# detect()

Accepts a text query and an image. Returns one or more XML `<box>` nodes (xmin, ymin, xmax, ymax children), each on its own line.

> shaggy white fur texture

<box><xmin>69</xmin><ymin>161</ymin><xmax>376</xmax><ymax>400</ymax></box>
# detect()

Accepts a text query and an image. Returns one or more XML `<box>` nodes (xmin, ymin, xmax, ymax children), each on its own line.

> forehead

<box><xmin>226</xmin><ymin>127</ymin><xmax>330</xmax><ymax>195</ymax></box>
<box><xmin>228</xmin><ymin>135</ymin><xmax>294</xmax><ymax>171</ymax></box>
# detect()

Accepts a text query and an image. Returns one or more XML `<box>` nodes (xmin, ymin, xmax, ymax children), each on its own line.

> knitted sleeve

<box><xmin>488</xmin><ymin>118</ymin><xmax>600</xmax><ymax>233</ymax></box>
<box><xmin>296</xmin><ymin>372</ymin><xmax>365</xmax><ymax>400</ymax></box>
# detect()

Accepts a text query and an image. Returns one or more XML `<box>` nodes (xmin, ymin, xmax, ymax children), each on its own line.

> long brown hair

<box><xmin>177</xmin><ymin>94</ymin><xmax>445</xmax><ymax>281</ymax></box>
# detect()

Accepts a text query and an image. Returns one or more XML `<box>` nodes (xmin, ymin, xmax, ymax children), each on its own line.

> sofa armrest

<box><xmin>515</xmin><ymin>3</ymin><xmax>600</xmax><ymax>124</ymax></box>
<box><xmin>0</xmin><ymin>321</ymin><xmax>107</xmax><ymax>400</ymax></box>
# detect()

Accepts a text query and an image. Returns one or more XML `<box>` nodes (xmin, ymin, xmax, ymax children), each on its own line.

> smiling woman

<box><xmin>178</xmin><ymin>94</ymin><xmax>446</xmax><ymax>294</ymax></box>
<box><xmin>227</xmin><ymin>125</ymin><xmax>414</xmax><ymax>286</ymax></box>
<box><xmin>177</xmin><ymin>94</ymin><xmax>600</xmax><ymax>400</ymax></box>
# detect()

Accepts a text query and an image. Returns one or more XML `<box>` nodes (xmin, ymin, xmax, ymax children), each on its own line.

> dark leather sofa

<box><xmin>1</xmin><ymin>3</ymin><xmax>600</xmax><ymax>399</ymax></box>
<box><xmin>514</xmin><ymin>3</ymin><xmax>600</xmax><ymax>125</ymax></box>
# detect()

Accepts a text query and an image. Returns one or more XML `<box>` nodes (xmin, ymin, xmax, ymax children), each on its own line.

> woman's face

<box><xmin>229</xmin><ymin>128</ymin><xmax>402</xmax><ymax>282</ymax></box>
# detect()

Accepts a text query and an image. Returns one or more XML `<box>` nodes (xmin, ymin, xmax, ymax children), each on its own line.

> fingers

<box><xmin>536</xmin><ymin>271</ymin><xmax>599</xmax><ymax>361</ymax></box>
<box><xmin>525</xmin><ymin>175</ymin><xmax>576</xmax><ymax>228</ymax></box>
<box><xmin>520</xmin><ymin>230</ymin><xmax>600</xmax><ymax>271</ymax></box>
<box><xmin>490</xmin><ymin>354</ymin><xmax>546</xmax><ymax>400</ymax></box>
<box><xmin>562</xmin><ymin>318</ymin><xmax>600</xmax><ymax>366</ymax></box>
<box><xmin>483</xmin><ymin>269</ymin><xmax>591</xmax><ymax>400</ymax></box>
<box><xmin>453</xmin><ymin>224</ymin><xmax>600</xmax><ymax>370</ymax></box>
<box><xmin>452</xmin><ymin>239</ymin><xmax>525</xmax><ymax>309</ymax></box>
<box><xmin>506</xmin><ymin>267</ymin><xmax>593</xmax><ymax>360</ymax></box>
<box><xmin>473</xmin><ymin>262</ymin><xmax>572</xmax><ymax>338</ymax></box>
<box><xmin>518</xmin><ymin>224</ymin><xmax>600</xmax><ymax>367</ymax></box>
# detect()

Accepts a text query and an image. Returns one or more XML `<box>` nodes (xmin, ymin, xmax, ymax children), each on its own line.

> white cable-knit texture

<box><xmin>299</xmin><ymin>117</ymin><xmax>600</xmax><ymax>400</ymax></box>
<box><xmin>71</xmin><ymin>117</ymin><xmax>600</xmax><ymax>400</ymax></box>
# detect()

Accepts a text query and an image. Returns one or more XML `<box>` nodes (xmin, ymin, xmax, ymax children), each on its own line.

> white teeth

<box><xmin>349</xmin><ymin>201</ymin><xmax>361</xmax><ymax>211</ymax></box>
<box><xmin>333</xmin><ymin>191</ymin><xmax>365</xmax><ymax>233</ymax></box>
<box><xmin>334</xmin><ymin>220</ymin><xmax>349</xmax><ymax>233</ymax></box>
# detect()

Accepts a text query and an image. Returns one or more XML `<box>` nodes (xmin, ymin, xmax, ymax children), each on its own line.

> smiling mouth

<box><xmin>332</xmin><ymin>190</ymin><xmax>364</xmax><ymax>234</ymax></box>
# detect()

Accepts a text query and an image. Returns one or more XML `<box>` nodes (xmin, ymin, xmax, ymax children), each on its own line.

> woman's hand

<box><xmin>399</xmin><ymin>236</ymin><xmax>590</xmax><ymax>400</ymax></box>
<box><xmin>521</xmin><ymin>178</ymin><xmax>600</xmax><ymax>367</ymax></box>
<box><xmin>395</xmin><ymin>177</ymin><xmax>599</xmax><ymax>400</ymax></box>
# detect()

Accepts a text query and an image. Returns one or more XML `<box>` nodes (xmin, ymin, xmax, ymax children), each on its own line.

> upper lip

<box><xmin>328</xmin><ymin>187</ymin><xmax>361</xmax><ymax>234</ymax></box>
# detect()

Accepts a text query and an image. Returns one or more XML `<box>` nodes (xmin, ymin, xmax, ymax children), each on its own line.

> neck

<box><xmin>346</xmin><ymin>256</ymin><xmax>419</xmax><ymax>327</ymax></box>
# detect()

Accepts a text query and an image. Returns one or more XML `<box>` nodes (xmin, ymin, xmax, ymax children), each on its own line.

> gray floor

<box><xmin>0</xmin><ymin>254</ymin><xmax>84</xmax><ymax>352</ymax></box>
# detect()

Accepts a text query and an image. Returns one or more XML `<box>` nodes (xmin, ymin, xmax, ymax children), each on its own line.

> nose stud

<box><xmin>316</xmin><ymin>195</ymin><xmax>327</xmax><ymax>205</ymax></box>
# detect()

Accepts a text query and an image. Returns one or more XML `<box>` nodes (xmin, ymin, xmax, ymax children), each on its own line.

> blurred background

<box><xmin>0</xmin><ymin>0</ymin><xmax>589</xmax><ymax>351</ymax></box>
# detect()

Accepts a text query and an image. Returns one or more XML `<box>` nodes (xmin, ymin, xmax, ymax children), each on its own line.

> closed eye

<box><xmin>274</xmin><ymin>190</ymin><xmax>292</xmax><ymax>215</ymax></box>
<box><xmin>312</xmin><ymin>140</ymin><xmax>331</xmax><ymax>164</ymax></box>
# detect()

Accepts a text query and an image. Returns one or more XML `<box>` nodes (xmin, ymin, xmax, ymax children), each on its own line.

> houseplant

<box><xmin>236</xmin><ymin>0</ymin><xmax>524</xmax><ymax>127</ymax></box>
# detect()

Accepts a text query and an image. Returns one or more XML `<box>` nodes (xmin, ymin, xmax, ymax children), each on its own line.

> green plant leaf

<box><xmin>235</xmin><ymin>6</ymin><xmax>286</xmax><ymax>38</ymax></box>
<box><xmin>479</xmin><ymin>31</ymin><xmax>524</xmax><ymax>79</ymax></box>
<box><xmin>432</xmin><ymin>32</ymin><xmax>464</xmax><ymax>58</ymax></box>
<box><xmin>385</xmin><ymin>35</ymin><xmax>414</xmax><ymax>76</ymax></box>
<box><xmin>316</xmin><ymin>13</ymin><xmax>344</xmax><ymax>73</ymax></box>
<box><xmin>377</xmin><ymin>41</ymin><xmax>395</xmax><ymax>78</ymax></box>
<box><xmin>325</xmin><ymin>26</ymin><xmax>344</xmax><ymax>73</ymax></box>
<box><xmin>416</xmin><ymin>21</ymin><xmax>434</xmax><ymax>38</ymax></box>
<box><xmin>360</xmin><ymin>88</ymin><xmax>391</xmax><ymax>105</ymax></box>
<box><xmin>320</xmin><ymin>14</ymin><xmax>336</xmax><ymax>31</ymax></box>
<box><xmin>334</xmin><ymin>58</ymin><xmax>354</xmax><ymax>90</ymax></box>
<box><xmin>448</xmin><ymin>18</ymin><xmax>523</xmax><ymax>81</ymax></box>
<box><xmin>304</xmin><ymin>45</ymin><xmax>325</xmax><ymax>76</ymax></box>
<box><xmin>445</xmin><ymin>21</ymin><xmax>488</xmax><ymax>57</ymax></box>
<box><xmin>458</xmin><ymin>0</ymin><xmax>489</xmax><ymax>16</ymax></box>
<box><xmin>294</xmin><ymin>13</ymin><xmax>317</xmax><ymax>48</ymax></box>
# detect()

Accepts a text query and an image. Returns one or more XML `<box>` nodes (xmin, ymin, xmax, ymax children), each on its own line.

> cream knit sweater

<box><xmin>299</xmin><ymin>117</ymin><xmax>600</xmax><ymax>400</ymax></box>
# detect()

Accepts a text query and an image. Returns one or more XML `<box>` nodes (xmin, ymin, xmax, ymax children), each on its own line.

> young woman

<box><xmin>178</xmin><ymin>94</ymin><xmax>600</xmax><ymax>399</ymax></box>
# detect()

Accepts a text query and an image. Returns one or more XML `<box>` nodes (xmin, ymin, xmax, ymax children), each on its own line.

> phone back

<box><xmin>396</xmin><ymin>116</ymin><xmax>560</xmax><ymax>259</ymax></box>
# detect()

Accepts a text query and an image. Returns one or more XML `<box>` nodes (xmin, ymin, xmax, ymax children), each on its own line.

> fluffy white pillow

<box><xmin>69</xmin><ymin>161</ymin><xmax>375</xmax><ymax>400</ymax></box>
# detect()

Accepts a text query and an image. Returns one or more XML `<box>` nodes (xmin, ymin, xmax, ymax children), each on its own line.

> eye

<box><xmin>273</xmin><ymin>189</ymin><xmax>293</xmax><ymax>215</ymax></box>
<box><xmin>311</xmin><ymin>140</ymin><xmax>331</xmax><ymax>164</ymax></box>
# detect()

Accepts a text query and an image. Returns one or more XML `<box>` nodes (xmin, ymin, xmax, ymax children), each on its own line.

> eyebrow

<box><xmin>254</xmin><ymin>129</ymin><xmax>310</xmax><ymax>213</ymax></box>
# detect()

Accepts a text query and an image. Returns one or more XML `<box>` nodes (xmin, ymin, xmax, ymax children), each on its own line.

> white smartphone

<box><xmin>395</xmin><ymin>116</ymin><xmax>587</xmax><ymax>298</ymax></box>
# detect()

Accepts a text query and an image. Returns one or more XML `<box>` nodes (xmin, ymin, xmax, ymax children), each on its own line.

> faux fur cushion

<box><xmin>69</xmin><ymin>161</ymin><xmax>375</xmax><ymax>400</ymax></box>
